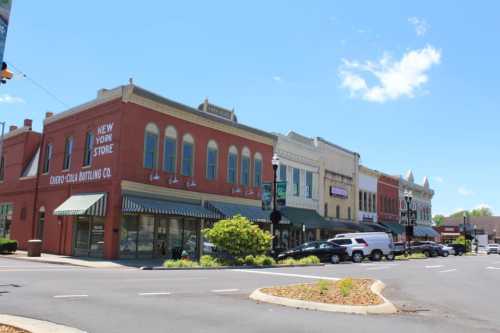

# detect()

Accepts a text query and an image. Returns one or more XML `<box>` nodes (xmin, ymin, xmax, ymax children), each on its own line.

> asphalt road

<box><xmin>1</xmin><ymin>255</ymin><xmax>500</xmax><ymax>333</ymax></box>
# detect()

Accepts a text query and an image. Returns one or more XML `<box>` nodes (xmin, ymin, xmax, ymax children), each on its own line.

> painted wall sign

<box><xmin>330</xmin><ymin>186</ymin><xmax>348</xmax><ymax>199</ymax></box>
<box><xmin>49</xmin><ymin>167</ymin><xmax>112</xmax><ymax>185</ymax></box>
<box><xmin>93</xmin><ymin>122</ymin><xmax>114</xmax><ymax>157</ymax></box>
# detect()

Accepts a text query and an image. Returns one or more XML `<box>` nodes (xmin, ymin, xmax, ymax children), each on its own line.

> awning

<box><xmin>280</xmin><ymin>206</ymin><xmax>331</xmax><ymax>229</ymax></box>
<box><xmin>53</xmin><ymin>193</ymin><xmax>107</xmax><ymax>216</ymax></box>
<box><xmin>441</xmin><ymin>232</ymin><xmax>460</xmax><ymax>237</ymax></box>
<box><xmin>206</xmin><ymin>201</ymin><xmax>270</xmax><ymax>223</ymax></box>
<box><xmin>414</xmin><ymin>225</ymin><xmax>440</xmax><ymax>238</ymax></box>
<box><xmin>122</xmin><ymin>195</ymin><xmax>221</xmax><ymax>219</ymax></box>
<box><xmin>379</xmin><ymin>221</ymin><xmax>405</xmax><ymax>235</ymax></box>
<box><xmin>359</xmin><ymin>222</ymin><xmax>390</xmax><ymax>233</ymax></box>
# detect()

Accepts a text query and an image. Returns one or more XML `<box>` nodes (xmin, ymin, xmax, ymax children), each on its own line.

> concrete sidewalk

<box><xmin>0</xmin><ymin>251</ymin><xmax>164</xmax><ymax>269</ymax></box>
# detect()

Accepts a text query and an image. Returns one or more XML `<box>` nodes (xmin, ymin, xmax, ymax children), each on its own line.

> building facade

<box><xmin>0</xmin><ymin>82</ymin><xmax>276</xmax><ymax>259</ymax></box>
<box><xmin>376</xmin><ymin>173</ymin><xmax>401</xmax><ymax>237</ymax></box>
<box><xmin>358</xmin><ymin>165</ymin><xmax>378</xmax><ymax>223</ymax></box>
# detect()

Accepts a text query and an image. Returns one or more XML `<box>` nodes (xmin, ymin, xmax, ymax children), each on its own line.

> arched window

<box><xmin>144</xmin><ymin>123</ymin><xmax>159</xmax><ymax>169</ymax></box>
<box><xmin>253</xmin><ymin>152</ymin><xmax>263</xmax><ymax>187</ymax></box>
<box><xmin>227</xmin><ymin>146</ymin><xmax>238</xmax><ymax>184</ymax></box>
<box><xmin>240</xmin><ymin>147</ymin><xmax>250</xmax><ymax>186</ymax></box>
<box><xmin>181</xmin><ymin>134</ymin><xmax>194</xmax><ymax>177</ymax></box>
<box><xmin>206</xmin><ymin>140</ymin><xmax>218</xmax><ymax>181</ymax></box>
<box><xmin>163</xmin><ymin>126</ymin><xmax>177</xmax><ymax>173</ymax></box>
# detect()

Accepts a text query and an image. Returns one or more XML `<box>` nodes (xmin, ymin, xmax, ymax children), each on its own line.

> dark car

<box><xmin>447</xmin><ymin>243</ymin><xmax>466</xmax><ymax>256</ymax></box>
<box><xmin>409</xmin><ymin>241</ymin><xmax>441</xmax><ymax>257</ymax></box>
<box><xmin>392</xmin><ymin>242</ymin><xmax>407</xmax><ymax>256</ymax></box>
<box><xmin>277</xmin><ymin>241</ymin><xmax>347</xmax><ymax>264</ymax></box>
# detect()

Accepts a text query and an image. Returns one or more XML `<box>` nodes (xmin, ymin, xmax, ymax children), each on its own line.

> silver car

<box><xmin>440</xmin><ymin>244</ymin><xmax>455</xmax><ymax>256</ymax></box>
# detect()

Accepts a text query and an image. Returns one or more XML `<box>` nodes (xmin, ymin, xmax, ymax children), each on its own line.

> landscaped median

<box><xmin>249</xmin><ymin>278</ymin><xmax>398</xmax><ymax>315</ymax></box>
<box><xmin>0</xmin><ymin>314</ymin><xmax>86</xmax><ymax>333</ymax></box>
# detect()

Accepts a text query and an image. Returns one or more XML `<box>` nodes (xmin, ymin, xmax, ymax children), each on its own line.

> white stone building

<box><xmin>358</xmin><ymin>165</ymin><xmax>378</xmax><ymax>223</ymax></box>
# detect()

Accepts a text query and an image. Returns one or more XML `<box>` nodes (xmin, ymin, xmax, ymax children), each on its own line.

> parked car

<box><xmin>409</xmin><ymin>241</ymin><xmax>441</xmax><ymax>257</ymax></box>
<box><xmin>448</xmin><ymin>243</ymin><xmax>466</xmax><ymax>256</ymax></box>
<box><xmin>329</xmin><ymin>232</ymin><xmax>395</xmax><ymax>263</ymax></box>
<box><xmin>392</xmin><ymin>242</ymin><xmax>407</xmax><ymax>256</ymax></box>
<box><xmin>487</xmin><ymin>244</ymin><xmax>500</xmax><ymax>255</ymax></box>
<box><xmin>438</xmin><ymin>244</ymin><xmax>454</xmax><ymax>257</ymax></box>
<box><xmin>276</xmin><ymin>241</ymin><xmax>347</xmax><ymax>264</ymax></box>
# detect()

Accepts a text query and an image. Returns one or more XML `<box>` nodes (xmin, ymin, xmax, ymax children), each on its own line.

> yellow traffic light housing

<box><xmin>1</xmin><ymin>62</ymin><xmax>13</xmax><ymax>83</ymax></box>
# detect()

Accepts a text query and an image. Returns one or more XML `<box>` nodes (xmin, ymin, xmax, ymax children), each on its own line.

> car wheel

<box><xmin>442</xmin><ymin>251</ymin><xmax>449</xmax><ymax>257</ymax></box>
<box><xmin>352</xmin><ymin>251</ymin><xmax>364</xmax><ymax>263</ymax></box>
<box><xmin>370</xmin><ymin>250</ymin><xmax>382</xmax><ymax>262</ymax></box>
<box><xmin>386</xmin><ymin>253</ymin><xmax>395</xmax><ymax>261</ymax></box>
<box><xmin>330</xmin><ymin>254</ymin><xmax>340</xmax><ymax>264</ymax></box>
<box><xmin>424</xmin><ymin>250</ymin><xmax>431</xmax><ymax>257</ymax></box>
<box><xmin>459</xmin><ymin>251</ymin><xmax>464</xmax><ymax>256</ymax></box>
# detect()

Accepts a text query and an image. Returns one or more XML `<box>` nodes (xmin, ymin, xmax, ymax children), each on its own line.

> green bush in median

<box><xmin>199</xmin><ymin>255</ymin><xmax>220</xmax><ymax>268</ymax></box>
<box><xmin>202</xmin><ymin>215</ymin><xmax>273</xmax><ymax>262</ymax></box>
<box><xmin>298</xmin><ymin>255</ymin><xmax>321</xmax><ymax>265</ymax></box>
<box><xmin>163</xmin><ymin>259</ymin><xmax>200</xmax><ymax>268</ymax></box>
<box><xmin>0</xmin><ymin>238</ymin><xmax>17</xmax><ymax>254</ymax></box>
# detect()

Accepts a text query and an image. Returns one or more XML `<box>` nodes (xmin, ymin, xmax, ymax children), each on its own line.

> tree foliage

<box><xmin>448</xmin><ymin>207</ymin><xmax>493</xmax><ymax>219</ymax></box>
<box><xmin>433</xmin><ymin>214</ymin><xmax>445</xmax><ymax>226</ymax></box>
<box><xmin>202</xmin><ymin>215</ymin><xmax>273</xmax><ymax>260</ymax></box>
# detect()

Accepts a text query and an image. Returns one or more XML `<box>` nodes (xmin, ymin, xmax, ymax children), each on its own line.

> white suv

<box><xmin>329</xmin><ymin>232</ymin><xmax>394</xmax><ymax>263</ymax></box>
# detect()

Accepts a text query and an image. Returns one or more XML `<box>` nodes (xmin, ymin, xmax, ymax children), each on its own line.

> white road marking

<box><xmin>425</xmin><ymin>265</ymin><xmax>443</xmax><ymax>269</ymax></box>
<box><xmin>53</xmin><ymin>294</ymin><xmax>88</xmax><ymax>299</ymax></box>
<box><xmin>234</xmin><ymin>269</ymin><xmax>339</xmax><ymax>281</ymax></box>
<box><xmin>486</xmin><ymin>266</ymin><xmax>500</xmax><ymax>270</ymax></box>
<box><xmin>211</xmin><ymin>289</ymin><xmax>239</xmax><ymax>293</ymax></box>
<box><xmin>438</xmin><ymin>269</ymin><xmax>457</xmax><ymax>273</ymax></box>
<box><xmin>366</xmin><ymin>266</ymin><xmax>391</xmax><ymax>271</ymax></box>
<box><xmin>138</xmin><ymin>292</ymin><xmax>171</xmax><ymax>296</ymax></box>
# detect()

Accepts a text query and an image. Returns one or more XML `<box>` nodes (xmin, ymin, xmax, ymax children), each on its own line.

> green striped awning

<box><xmin>206</xmin><ymin>201</ymin><xmax>271</xmax><ymax>223</ymax></box>
<box><xmin>414</xmin><ymin>225</ymin><xmax>440</xmax><ymax>238</ymax></box>
<box><xmin>379</xmin><ymin>221</ymin><xmax>405</xmax><ymax>235</ymax></box>
<box><xmin>53</xmin><ymin>193</ymin><xmax>107</xmax><ymax>216</ymax></box>
<box><xmin>122</xmin><ymin>195</ymin><xmax>222</xmax><ymax>219</ymax></box>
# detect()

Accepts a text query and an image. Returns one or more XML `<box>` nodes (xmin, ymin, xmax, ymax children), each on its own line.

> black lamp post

<box><xmin>404</xmin><ymin>190</ymin><xmax>414</xmax><ymax>255</ymax></box>
<box><xmin>462</xmin><ymin>212</ymin><xmax>467</xmax><ymax>253</ymax></box>
<box><xmin>270</xmin><ymin>153</ymin><xmax>281</xmax><ymax>255</ymax></box>
<box><xmin>474</xmin><ymin>224</ymin><xmax>478</xmax><ymax>255</ymax></box>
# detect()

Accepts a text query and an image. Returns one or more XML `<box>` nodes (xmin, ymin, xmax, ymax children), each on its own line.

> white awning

<box><xmin>53</xmin><ymin>193</ymin><xmax>107</xmax><ymax>216</ymax></box>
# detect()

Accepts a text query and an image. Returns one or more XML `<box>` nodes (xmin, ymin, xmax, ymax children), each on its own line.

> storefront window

<box><xmin>183</xmin><ymin>218</ymin><xmax>199</xmax><ymax>260</ymax></box>
<box><xmin>137</xmin><ymin>215</ymin><xmax>155</xmax><ymax>258</ymax></box>
<box><xmin>120</xmin><ymin>215</ymin><xmax>139</xmax><ymax>258</ymax></box>
<box><xmin>89</xmin><ymin>217</ymin><xmax>105</xmax><ymax>257</ymax></box>
<box><xmin>168</xmin><ymin>217</ymin><xmax>183</xmax><ymax>258</ymax></box>
<box><xmin>0</xmin><ymin>203</ymin><xmax>13</xmax><ymax>238</ymax></box>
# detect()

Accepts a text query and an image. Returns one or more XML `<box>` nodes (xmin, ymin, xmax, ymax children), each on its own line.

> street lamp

<box><xmin>463</xmin><ymin>212</ymin><xmax>467</xmax><ymax>253</ymax></box>
<box><xmin>270</xmin><ymin>153</ymin><xmax>281</xmax><ymax>256</ymax></box>
<box><xmin>474</xmin><ymin>224</ymin><xmax>478</xmax><ymax>255</ymax></box>
<box><xmin>403</xmin><ymin>190</ymin><xmax>414</xmax><ymax>255</ymax></box>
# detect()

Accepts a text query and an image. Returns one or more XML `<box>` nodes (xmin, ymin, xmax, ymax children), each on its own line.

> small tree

<box><xmin>202</xmin><ymin>215</ymin><xmax>272</xmax><ymax>260</ymax></box>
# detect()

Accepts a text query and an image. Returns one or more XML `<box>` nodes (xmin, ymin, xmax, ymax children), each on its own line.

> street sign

<box><xmin>0</xmin><ymin>0</ymin><xmax>12</xmax><ymax>66</ymax></box>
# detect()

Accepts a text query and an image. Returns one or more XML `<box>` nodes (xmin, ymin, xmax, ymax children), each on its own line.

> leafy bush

<box><xmin>163</xmin><ymin>259</ymin><xmax>200</xmax><ymax>268</ymax></box>
<box><xmin>202</xmin><ymin>215</ymin><xmax>273</xmax><ymax>261</ymax></box>
<box><xmin>338</xmin><ymin>278</ymin><xmax>353</xmax><ymax>297</ymax></box>
<box><xmin>199</xmin><ymin>255</ymin><xmax>220</xmax><ymax>268</ymax></box>
<box><xmin>317</xmin><ymin>280</ymin><xmax>330</xmax><ymax>295</ymax></box>
<box><xmin>298</xmin><ymin>255</ymin><xmax>320</xmax><ymax>265</ymax></box>
<box><xmin>244</xmin><ymin>255</ymin><xmax>256</xmax><ymax>266</ymax></box>
<box><xmin>277</xmin><ymin>258</ymin><xmax>298</xmax><ymax>265</ymax></box>
<box><xmin>254</xmin><ymin>255</ymin><xmax>275</xmax><ymax>266</ymax></box>
<box><xmin>453</xmin><ymin>236</ymin><xmax>472</xmax><ymax>252</ymax></box>
<box><xmin>395</xmin><ymin>253</ymin><xmax>426</xmax><ymax>260</ymax></box>
<box><xmin>0</xmin><ymin>238</ymin><xmax>17</xmax><ymax>254</ymax></box>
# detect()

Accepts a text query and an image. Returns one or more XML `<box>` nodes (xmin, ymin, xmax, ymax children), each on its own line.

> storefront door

<box><xmin>74</xmin><ymin>217</ymin><xmax>90</xmax><ymax>256</ymax></box>
<box><xmin>154</xmin><ymin>217</ymin><xmax>169</xmax><ymax>258</ymax></box>
<box><xmin>74</xmin><ymin>216</ymin><xmax>105</xmax><ymax>257</ymax></box>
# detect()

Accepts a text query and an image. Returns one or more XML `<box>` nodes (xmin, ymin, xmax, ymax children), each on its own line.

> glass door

<box><xmin>74</xmin><ymin>217</ymin><xmax>90</xmax><ymax>256</ymax></box>
<box><xmin>89</xmin><ymin>217</ymin><xmax>105</xmax><ymax>257</ymax></box>
<box><xmin>154</xmin><ymin>217</ymin><xmax>169</xmax><ymax>258</ymax></box>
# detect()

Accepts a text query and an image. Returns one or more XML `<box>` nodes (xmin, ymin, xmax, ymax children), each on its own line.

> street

<box><xmin>1</xmin><ymin>255</ymin><xmax>500</xmax><ymax>333</ymax></box>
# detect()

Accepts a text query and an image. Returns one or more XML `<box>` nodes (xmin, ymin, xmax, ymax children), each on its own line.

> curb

<box><xmin>249</xmin><ymin>280</ymin><xmax>398</xmax><ymax>315</ymax></box>
<box><xmin>0</xmin><ymin>255</ymin><xmax>90</xmax><ymax>268</ymax></box>
<box><xmin>0</xmin><ymin>314</ymin><xmax>87</xmax><ymax>333</ymax></box>
<box><xmin>141</xmin><ymin>263</ymin><xmax>325</xmax><ymax>270</ymax></box>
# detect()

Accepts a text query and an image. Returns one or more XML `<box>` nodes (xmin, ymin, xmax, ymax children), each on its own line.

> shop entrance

<box><xmin>73</xmin><ymin>216</ymin><xmax>105</xmax><ymax>257</ymax></box>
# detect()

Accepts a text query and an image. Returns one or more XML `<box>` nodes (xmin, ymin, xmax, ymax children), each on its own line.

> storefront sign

<box><xmin>49</xmin><ymin>167</ymin><xmax>112</xmax><ymax>185</ymax></box>
<box><xmin>94</xmin><ymin>122</ymin><xmax>114</xmax><ymax>157</ymax></box>
<box><xmin>330</xmin><ymin>186</ymin><xmax>348</xmax><ymax>199</ymax></box>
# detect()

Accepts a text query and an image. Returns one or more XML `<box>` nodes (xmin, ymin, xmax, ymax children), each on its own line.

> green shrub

<box><xmin>298</xmin><ymin>255</ymin><xmax>320</xmax><ymax>265</ymax></box>
<box><xmin>338</xmin><ymin>278</ymin><xmax>353</xmax><ymax>297</ymax></box>
<box><xmin>163</xmin><ymin>259</ymin><xmax>200</xmax><ymax>268</ymax></box>
<box><xmin>257</xmin><ymin>255</ymin><xmax>275</xmax><ymax>266</ymax></box>
<box><xmin>202</xmin><ymin>215</ymin><xmax>273</xmax><ymax>261</ymax></box>
<box><xmin>317</xmin><ymin>280</ymin><xmax>330</xmax><ymax>295</ymax></box>
<box><xmin>244</xmin><ymin>255</ymin><xmax>256</xmax><ymax>266</ymax></box>
<box><xmin>199</xmin><ymin>255</ymin><xmax>220</xmax><ymax>268</ymax></box>
<box><xmin>0</xmin><ymin>238</ymin><xmax>17</xmax><ymax>254</ymax></box>
<box><xmin>278</xmin><ymin>258</ymin><xmax>298</xmax><ymax>265</ymax></box>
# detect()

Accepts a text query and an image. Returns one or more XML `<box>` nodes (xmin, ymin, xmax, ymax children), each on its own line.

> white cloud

<box><xmin>475</xmin><ymin>203</ymin><xmax>491</xmax><ymax>210</ymax></box>
<box><xmin>272</xmin><ymin>76</ymin><xmax>283</xmax><ymax>82</ymax></box>
<box><xmin>433</xmin><ymin>176</ymin><xmax>444</xmax><ymax>183</ymax></box>
<box><xmin>0</xmin><ymin>94</ymin><xmax>25</xmax><ymax>104</ymax></box>
<box><xmin>458</xmin><ymin>186</ymin><xmax>474</xmax><ymax>196</ymax></box>
<box><xmin>408</xmin><ymin>17</ymin><xmax>429</xmax><ymax>36</ymax></box>
<box><xmin>339</xmin><ymin>45</ymin><xmax>441</xmax><ymax>103</ymax></box>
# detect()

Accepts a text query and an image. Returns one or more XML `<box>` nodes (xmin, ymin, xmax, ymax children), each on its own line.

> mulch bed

<box><xmin>261</xmin><ymin>278</ymin><xmax>383</xmax><ymax>306</ymax></box>
<box><xmin>0</xmin><ymin>324</ymin><xmax>30</xmax><ymax>333</ymax></box>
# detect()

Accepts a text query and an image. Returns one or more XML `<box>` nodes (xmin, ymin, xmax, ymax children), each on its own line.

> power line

<box><xmin>7</xmin><ymin>62</ymin><xmax>70</xmax><ymax>108</ymax></box>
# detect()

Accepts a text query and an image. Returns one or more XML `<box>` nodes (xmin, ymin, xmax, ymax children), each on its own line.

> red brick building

<box><xmin>377</xmin><ymin>174</ymin><xmax>402</xmax><ymax>238</ymax></box>
<box><xmin>0</xmin><ymin>82</ymin><xmax>276</xmax><ymax>259</ymax></box>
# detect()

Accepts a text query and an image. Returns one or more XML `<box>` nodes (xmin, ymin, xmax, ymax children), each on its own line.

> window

<box><xmin>163</xmin><ymin>126</ymin><xmax>177</xmax><ymax>173</ymax></box>
<box><xmin>63</xmin><ymin>137</ymin><xmax>73</xmax><ymax>170</ymax></box>
<box><xmin>181</xmin><ymin>134</ymin><xmax>194</xmax><ymax>177</ymax></box>
<box><xmin>83</xmin><ymin>131</ymin><xmax>94</xmax><ymax>166</ymax></box>
<box><xmin>0</xmin><ymin>156</ymin><xmax>4</xmax><ymax>181</ymax></box>
<box><xmin>324</xmin><ymin>203</ymin><xmax>328</xmax><ymax>217</ymax></box>
<box><xmin>143</xmin><ymin>123</ymin><xmax>159</xmax><ymax>169</ymax></box>
<box><xmin>279</xmin><ymin>164</ymin><xmax>287</xmax><ymax>182</ymax></box>
<box><xmin>254</xmin><ymin>153</ymin><xmax>262</xmax><ymax>187</ymax></box>
<box><xmin>292</xmin><ymin>168</ymin><xmax>300</xmax><ymax>196</ymax></box>
<box><xmin>332</xmin><ymin>239</ymin><xmax>352</xmax><ymax>245</ymax></box>
<box><xmin>368</xmin><ymin>193</ymin><xmax>372</xmax><ymax>212</ymax></box>
<box><xmin>240</xmin><ymin>147</ymin><xmax>250</xmax><ymax>186</ymax></box>
<box><xmin>363</xmin><ymin>192</ymin><xmax>367</xmax><ymax>211</ymax></box>
<box><xmin>359</xmin><ymin>191</ymin><xmax>362</xmax><ymax>211</ymax></box>
<box><xmin>206</xmin><ymin>140</ymin><xmax>218</xmax><ymax>181</ymax></box>
<box><xmin>348</xmin><ymin>207</ymin><xmax>351</xmax><ymax>220</ymax></box>
<box><xmin>42</xmin><ymin>143</ymin><xmax>52</xmax><ymax>174</ymax></box>
<box><xmin>227</xmin><ymin>146</ymin><xmax>238</xmax><ymax>184</ymax></box>
<box><xmin>372</xmin><ymin>194</ymin><xmax>376</xmax><ymax>212</ymax></box>
<box><xmin>336</xmin><ymin>205</ymin><xmax>340</xmax><ymax>219</ymax></box>
<box><xmin>0</xmin><ymin>203</ymin><xmax>13</xmax><ymax>238</ymax></box>
<box><xmin>306</xmin><ymin>171</ymin><xmax>313</xmax><ymax>198</ymax></box>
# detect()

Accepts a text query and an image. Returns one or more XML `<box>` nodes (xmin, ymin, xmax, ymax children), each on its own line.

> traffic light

<box><xmin>1</xmin><ymin>62</ymin><xmax>13</xmax><ymax>84</ymax></box>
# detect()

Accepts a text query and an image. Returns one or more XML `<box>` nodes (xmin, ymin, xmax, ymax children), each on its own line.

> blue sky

<box><xmin>1</xmin><ymin>1</ymin><xmax>499</xmax><ymax>216</ymax></box>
